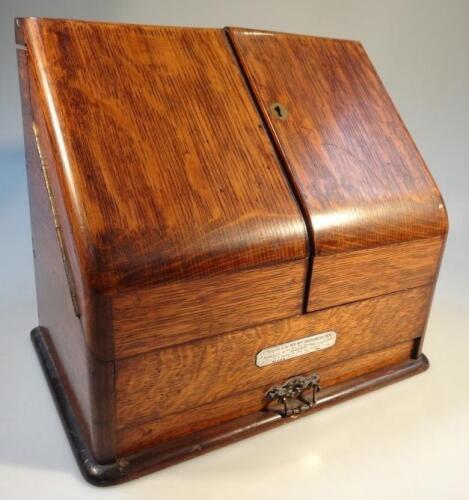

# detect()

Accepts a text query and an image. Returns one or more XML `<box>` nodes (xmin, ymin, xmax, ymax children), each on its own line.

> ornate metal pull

<box><xmin>264</xmin><ymin>373</ymin><xmax>321</xmax><ymax>417</ymax></box>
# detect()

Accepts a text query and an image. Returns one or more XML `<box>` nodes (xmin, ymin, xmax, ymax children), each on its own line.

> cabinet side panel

<box><xmin>17</xmin><ymin>48</ymin><xmax>116</xmax><ymax>463</ymax></box>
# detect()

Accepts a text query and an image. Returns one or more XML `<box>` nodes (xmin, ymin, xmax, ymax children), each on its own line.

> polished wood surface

<box><xmin>17</xmin><ymin>18</ymin><xmax>448</xmax><ymax>478</ymax></box>
<box><xmin>116</xmin><ymin>286</ymin><xmax>431</xmax><ymax>429</ymax></box>
<box><xmin>117</xmin><ymin>340</ymin><xmax>415</xmax><ymax>455</ymax></box>
<box><xmin>228</xmin><ymin>27</ymin><xmax>448</xmax><ymax>255</ymax></box>
<box><xmin>32</xmin><ymin>325</ymin><xmax>426</xmax><ymax>485</ymax></box>
<box><xmin>113</xmin><ymin>260</ymin><xmax>306</xmax><ymax>357</ymax></box>
<box><xmin>308</xmin><ymin>237</ymin><xmax>442</xmax><ymax>311</ymax></box>
<box><xmin>20</xmin><ymin>33</ymin><xmax>115</xmax><ymax>361</ymax></box>
<box><xmin>19</xmin><ymin>18</ymin><xmax>308</xmax><ymax>295</ymax></box>
<box><xmin>228</xmin><ymin>27</ymin><xmax>448</xmax><ymax>311</ymax></box>
<box><xmin>17</xmin><ymin>48</ymin><xmax>116</xmax><ymax>463</ymax></box>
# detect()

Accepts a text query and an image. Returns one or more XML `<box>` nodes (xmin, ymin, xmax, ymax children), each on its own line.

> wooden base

<box><xmin>31</xmin><ymin>327</ymin><xmax>429</xmax><ymax>486</ymax></box>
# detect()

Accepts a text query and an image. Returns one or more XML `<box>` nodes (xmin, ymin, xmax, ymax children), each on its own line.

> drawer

<box><xmin>116</xmin><ymin>285</ymin><xmax>432</xmax><ymax>431</ymax></box>
<box><xmin>117</xmin><ymin>340</ymin><xmax>416</xmax><ymax>455</ymax></box>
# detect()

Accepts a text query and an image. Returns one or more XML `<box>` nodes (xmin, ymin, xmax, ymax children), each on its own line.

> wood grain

<box><xmin>228</xmin><ymin>28</ymin><xmax>448</xmax><ymax>254</ymax></box>
<box><xmin>228</xmin><ymin>28</ymin><xmax>448</xmax><ymax>310</ymax></box>
<box><xmin>113</xmin><ymin>259</ymin><xmax>306</xmax><ymax>357</ymax></box>
<box><xmin>117</xmin><ymin>340</ymin><xmax>415</xmax><ymax>455</ymax></box>
<box><xmin>308</xmin><ymin>236</ymin><xmax>443</xmax><ymax>311</ymax></box>
<box><xmin>116</xmin><ymin>286</ymin><xmax>431</xmax><ymax>428</ymax></box>
<box><xmin>17</xmin><ymin>18</ymin><xmax>448</xmax><ymax>476</ymax></box>
<box><xmin>17</xmin><ymin>48</ymin><xmax>116</xmax><ymax>463</ymax></box>
<box><xmin>19</xmin><ymin>27</ymin><xmax>116</xmax><ymax>361</ymax></box>
<box><xmin>20</xmin><ymin>18</ymin><xmax>308</xmax><ymax>294</ymax></box>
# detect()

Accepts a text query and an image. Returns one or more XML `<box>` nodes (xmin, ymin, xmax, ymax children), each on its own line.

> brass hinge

<box><xmin>32</xmin><ymin>122</ymin><xmax>81</xmax><ymax>317</ymax></box>
<box><xmin>264</xmin><ymin>373</ymin><xmax>321</xmax><ymax>417</ymax></box>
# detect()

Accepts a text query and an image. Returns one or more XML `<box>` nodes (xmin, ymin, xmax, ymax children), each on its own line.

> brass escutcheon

<box><xmin>269</xmin><ymin>102</ymin><xmax>289</xmax><ymax>120</ymax></box>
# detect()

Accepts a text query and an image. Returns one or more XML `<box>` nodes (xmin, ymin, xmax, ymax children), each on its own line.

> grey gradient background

<box><xmin>0</xmin><ymin>1</ymin><xmax>468</xmax><ymax>499</ymax></box>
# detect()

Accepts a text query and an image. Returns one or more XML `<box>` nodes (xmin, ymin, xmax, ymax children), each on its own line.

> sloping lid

<box><xmin>20</xmin><ymin>19</ymin><xmax>308</xmax><ymax>292</ymax></box>
<box><xmin>228</xmin><ymin>28</ymin><xmax>447</xmax><ymax>256</ymax></box>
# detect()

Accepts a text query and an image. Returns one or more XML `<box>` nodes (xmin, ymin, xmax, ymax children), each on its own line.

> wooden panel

<box><xmin>117</xmin><ymin>340</ymin><xmax>415</xmax><ymax>455</ymax></box>
<box><xmin>228</xmin><ymin>27</ymin><xmax>448</xmax><ymax>257</ymax></box>
<box><xmin>113</xmin><ymin>259</ymin><xmax>306</xmax><ymax>357</ymax></box>
<box><xmin>116</xmin><ymin>286</ymin><xmax>431</xmax><ymax>429</ymax></box>
<box><xmin>19</xmin><ymin>25</ymin><xmax>116</xmax><ymax>361</ymax></box>
<box><xmin>309</xmin><ymin>237</ymin><xmax>443</xmax><ymax>311</ymax></box>
<box><xmin>229</xmin><ymin>28</ymin><xmax>448</xmax><ymax>313</ymax></box>
<box><xmin>17</xmin><ymin>48</ymin><xmax>116</xmax><ymax>463</ymax></box>
<box><xmin>20</xmin><ymin>18</ymin><xmax>308</xmax><ymax>296</ymax></box>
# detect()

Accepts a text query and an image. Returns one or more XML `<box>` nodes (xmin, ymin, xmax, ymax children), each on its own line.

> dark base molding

<box><xmin>31</xmin><ymin>327</ymin><xmax>429</xmax><ymax>486</ymax></box>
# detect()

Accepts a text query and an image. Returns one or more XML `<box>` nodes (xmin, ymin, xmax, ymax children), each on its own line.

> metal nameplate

<box><xmin>256</xmin><ymin>331</ymin><xmax>337</xmax><ymax>367</ymax></box>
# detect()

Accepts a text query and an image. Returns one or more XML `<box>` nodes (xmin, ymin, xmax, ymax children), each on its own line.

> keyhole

<box><xmin>269</xmin><ymin>102</ymin><xmax>288</xmax><ymax>120</ymax></box>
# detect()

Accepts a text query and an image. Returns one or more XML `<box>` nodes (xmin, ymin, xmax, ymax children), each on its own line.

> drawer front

<box><xmin>116</xmin><ymin>285</ymin><xmax>432</xmax><ymax>431</ymax></box>
<box><xmin>308</xmin><ymin>237</ymin><xmax>443</xmax><ymax>311</ymax></box>
<box><xmin>112</xmin><ymin>260</ymin><xmax>306</xmax><ymax>358</ymax></box>
<box><xmin>117</xmin><ymin>340</ymin><xmax>415</xmax><ymax>455</ymax></box>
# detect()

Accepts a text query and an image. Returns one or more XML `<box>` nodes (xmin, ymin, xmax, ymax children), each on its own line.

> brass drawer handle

<box><xmin>264</xmin><ymin>373</ymin><xmax>321</xmax><ymax>417</ymax></box>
